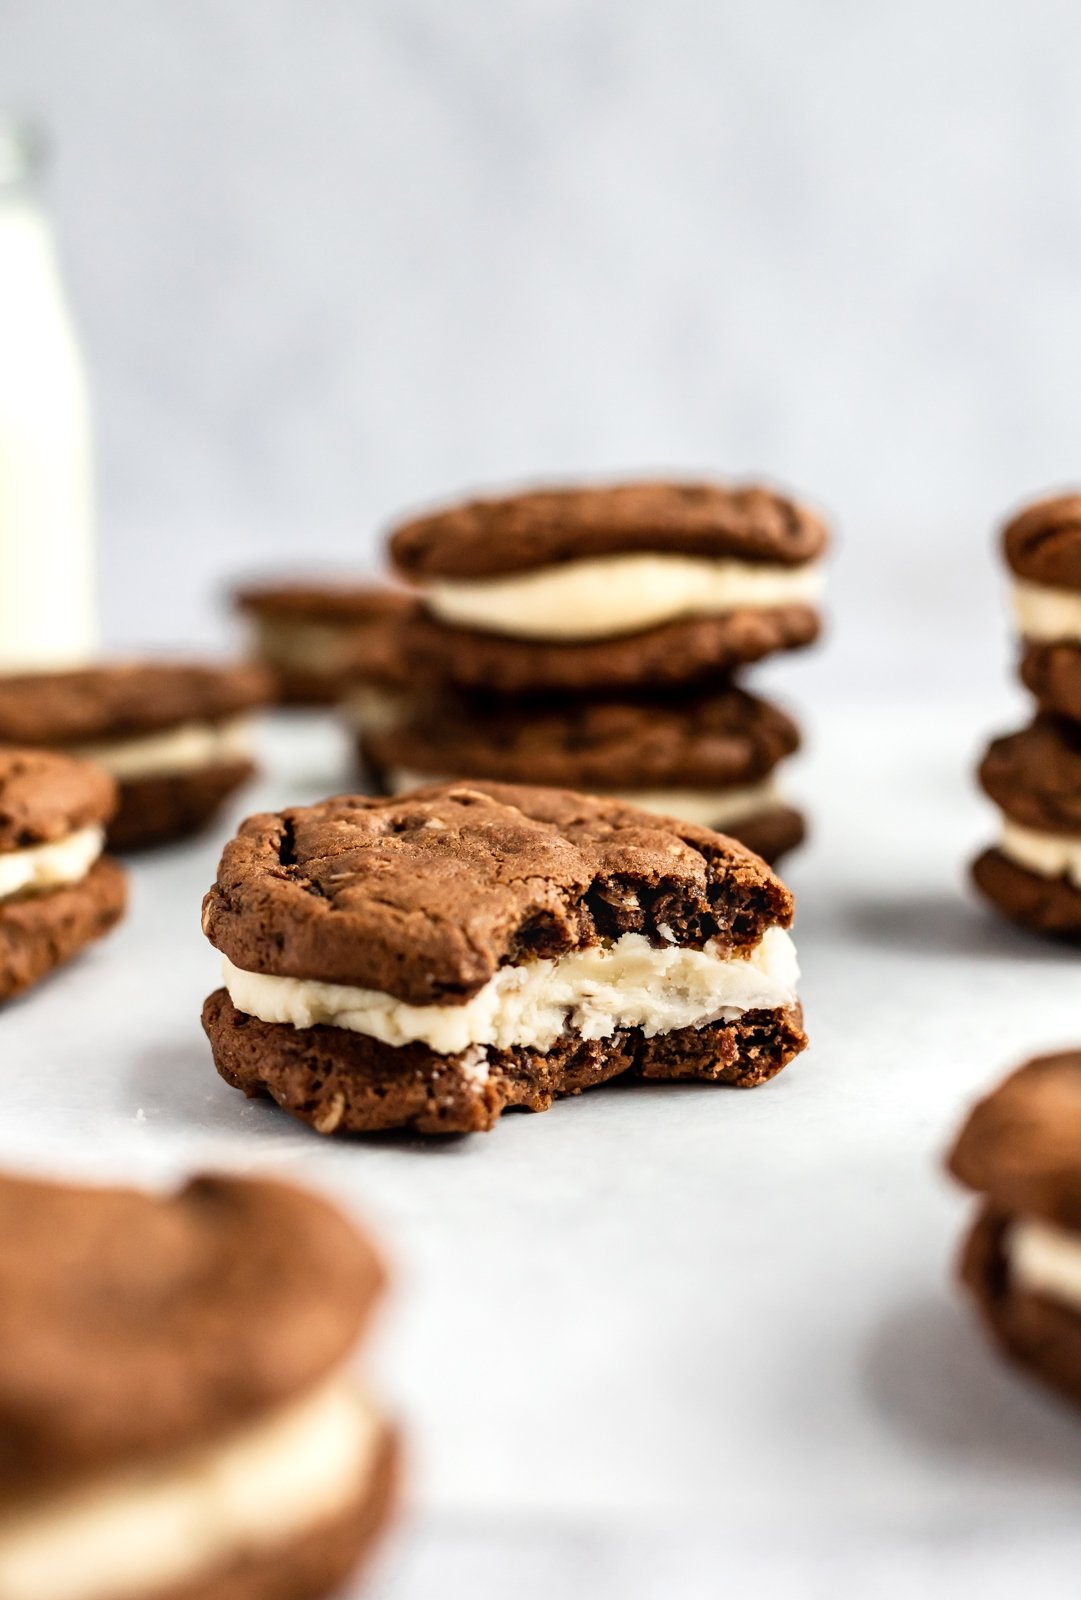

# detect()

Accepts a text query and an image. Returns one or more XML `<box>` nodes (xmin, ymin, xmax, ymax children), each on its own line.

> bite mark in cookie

<box><xmin>202</xmin><ymin>781</ymin><xmax>807</xmax><ymax>1134</ymax></box>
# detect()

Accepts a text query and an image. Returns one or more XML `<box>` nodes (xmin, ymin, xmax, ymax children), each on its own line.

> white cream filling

<box><xmin>999</xmin><ymin>816</ymin><xmax>1081</xmax><ymax>889</ymax></box>
<box><xmin>0</xmin><ymin>826</ymin><xmax>103</xmax><ymax>902</ymax></box>
<box><xmin>253</xmin><ymin>617</ymin><xmax>357</xmax><ymax>673</ymax></box>
<box><xmin>424</xmin><ymin>552</ymin><xmax>824</xmax><ymax>640</ymax></box>
<box><xmin>345</xmin><ymin>685</ymin><xmax>416</xmax><ymax>736</ymax></box>
<box><xmin>1010</xmin><ymin>1216</ymin><xmax>1081</xmax><ymax>1315</ymax></box>
<box><xmin>0</xmin><ymin>1377</ymin><xmax>378</xmax><ymax>1600</ymax></box>
<box><xmin>68</xmin><ymin>718</ymin><xmax>251</xmax><ymax>781</ymax></box>
<box><xmin>386</xmin><ymin>768</ymin><xmax>785</xmax><ymax>831</ymax></box>
<box><xmin>1011</xmin><ymin>579</ymin><xmax>1081</xmax><ymax>643</ymax></box>
<box><xmin>223</xmin><ymin>924</ymin><xmax>799</xmax><ymax>1056</ymax></box>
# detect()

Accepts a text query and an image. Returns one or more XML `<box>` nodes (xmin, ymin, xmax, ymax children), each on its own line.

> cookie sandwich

<box><xmin>0</xmin><ymin>747</ymin><xmax>126</xmax><ymax>1002</ymax></box>
<box><xmin>201</xmin><ymin>780</ymin><xmax>807</xmax><ymax>1136</ymax></box>
<box><xmin>0</xmin><ymin>662</ymin><xmax>270</xmax><ymax>851</ymax></box>
<box><xmin>0</xmin><ymin>1168</ymin><xmax>397</xmax><ymax>1600</ymax></box>
<box><xmin>972</xmin><ymin>715</ymin><xmax>1081</xmax><ymax>936</ymax></box>
<box><xmin>1005</xmin><ymin>494</ymin><xmax>1081</xmax><ymax>721</ymax></box>
<box><xmin>359</xmin><ymin>684</ymin><xmax>805</xmax><ymax>864</ymax></box>
<box><xmin>949</xmin><ymin>1051</ymin><xmax>1081</xmax><ymax>1412</ymax></box>
<box><xmin>390</xmin><ymin>480</ymin><xmax>827</xmax><ymax>694</ymax></box>
<box><xmin>234</xmin><ymin>579</ymin><xmax>416</xmax><ymax>706</ymax></box>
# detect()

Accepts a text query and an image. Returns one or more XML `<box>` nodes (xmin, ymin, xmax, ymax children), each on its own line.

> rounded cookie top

<box><xmin>1003</xmin><ymin>493</ymin><xmax>1081</xmax><ymax>589</ymax></box>
<box><xmin>390</xmin><ymin>480</ymin><xmax>829</xmax><ymax>581</ymax></box>
<box><xmin>203</xmin><ymin>780</ymin><xmax>794</xmax><ymax>1004</ymax></box>
<box><xmin>948</xmin><ymin>1052</ymin><xmax>1081</xmax><ymax>1230</ymax></box>
<box><xmin>978</xmin><ymin>715</ymin><xmax>1081</xmax><ymax>836</ymax></box>
<box><xmin>0</xmin><ymin>1170</ymin><xmax>383</xmax><ymax>1489</ymax></box>
<box><xmin>0</xmin><ymin>660</ymin><xmax>271</xmax><ymax>746</ymax></box>
<box><xmin>0</xmin><ymin>747</ymin><xmax>117</xmax><ymax>852</ymax></box>
<box><xmin>365</xmin><ymin>686</ymin><xmax>800</xmax><ymax>792</ymax></box>
<box><xmin>233</xmin><ymin>578</ymin><xmax>416</xmax><ymax>624</ymax></box>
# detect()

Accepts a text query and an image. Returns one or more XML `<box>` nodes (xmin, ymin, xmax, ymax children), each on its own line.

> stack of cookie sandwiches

<box><xmin>233</xmin><ymin>578</ymin><xmax>417</xmax><ymax>707</ymax></box>
<box><xmin>201</xmin><ymin>780</ymin><xmax>808</xmax><ymax>1136</ymax></box>
<box><xmin>350</xmin><ymin>480</ymin><xmax>828</xmax><ymax>865</ymax></box>
<box><xmin>0</xmin><ymin>1168</ymin><xmax>397</xmax><ymax>1600</ymax></box>
<box><xmin>0</xmin><ymin>661</ymin><xmax>270</xmax><ymax>851</ymax></box>
<box><xmin>973</xmin><ymin>493</ymin><xmax>1081</xmax><ymax>935</ymax></box>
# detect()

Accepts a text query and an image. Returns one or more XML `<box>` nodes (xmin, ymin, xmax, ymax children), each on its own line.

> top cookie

<box><xmin>233</xmin><ymin>579</ymin><xmax>416</xmax><ymax>624</ymax></box>
<box><xmin>0</xmin><ymin>661</ymin><xmax>270</xmax><ymax>747</ymax></box>
<box><xmin>948</xmin><ymin>1052</ymin><xmax>1081</xmax><ymax>1231</ymax></box>
<box><xmin>0</xmin><ymin>1170</ymin><xmax>383</xmax><ymax>1489</ymax></box>
<box><xmin>0</xmin><ymin>747</ymin><xmax>117</xmax><ymax>852</ymax></box>
<box><xmin>390</xmin><ymin>480</ymin><xmax>829</xmax><ymax>580</ymax></box>
<box><xmin>1003</xmin><ymin>494</ymin><xmax>1081</xmax><ymax>589</ymax></box>
<box><xmin>203</xmin><ymin>780</ymin><xmax>793</xmax><ymax>1005</ymax></box>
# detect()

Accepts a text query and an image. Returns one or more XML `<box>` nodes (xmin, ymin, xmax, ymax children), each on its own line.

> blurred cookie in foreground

<box><xmin>358</xmin><ymin>684</ymin><xmax>805</xmax><ymax>864</ymax></box>
<box><xmin>972</xmin><ymin>715</ymin><xmax>1081</xmax><ymax>936</ymax></box>
<box><xmin>1005</xmin><ymin>493</ymin><xmax>1081</xmax><ymax>721</ymax></box>
<box><xmin>0</xmin><ymin>747</ymin><xmax>126</xmax><ymax>1001</ymax></box>
<box><xmin>0</xmin><ymin>1168</ymin><xmax>397</xmax><ymax>1600</ymax></box>
<box><xmin>234</xmin><ymin>579</ymin><xmax>417</xmax><ymax>706</ymax></box>
<box><xmin>0</xmin><ymin>662</ymin><xmax>270</xmax><ymax>851</ymax></box>
<box><xmin>949</xmin><ymin>1051</ymin><xmax>1081</xmax><ymax>1413</ymax></box>
<box><xmin>390</xmin><ymin>480</ymin><xmax>827</xmax><ymax>694</ymax></box>
<box><xmin>201</xmin><ymin>780</ymin><xmax>807</xmax><ymax>1136</ymax></box>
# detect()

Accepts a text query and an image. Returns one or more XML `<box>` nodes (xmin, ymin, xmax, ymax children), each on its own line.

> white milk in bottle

<box><xmin>0</xmin><ymin>118</ymin><xmax>97</xmax><ymax>668</ymax></box>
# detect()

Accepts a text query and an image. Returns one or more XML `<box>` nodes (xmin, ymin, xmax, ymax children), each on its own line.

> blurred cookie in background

<box><xmin>1005</xmin><ymin>494</ymin><xmax>1081</xmax><ymax>721</ymax></box>
<box><xmin>388</xmin><ymin>479</ymin><xmax>827</xmax><ymax>695</ymax></box>
<box><xmin>0</xmin><ymin>747</ymin><xmax>126</xmax><ymax>1001</ymax></box>
<box><xmin>0</xmin><ymin>1167</ymin><xmax>398</xmax><ymax>1599</ymax></box>
<box><xmin>0</xmin><ymin>661</ymin><xmax>270</xmax><ymax>851</ymax></box>
<box><xmin>233</xmin><ymin>578</ymin><xmax>417</xmax><ymax>707</ymax></box>
<box><xmin>358</xmin><ymin>683</ymin><xmax>806</xmax><ymax>864</ymax></box>
<box><xmin>972</xmin><ymin>715</ymin><xmax>1081</xmax><ymax>937</ymax></box>
<box><xmin>949</xmin><ymin>1050</ymin><xmax>1081</xmax><ymax>1414</ymax></box>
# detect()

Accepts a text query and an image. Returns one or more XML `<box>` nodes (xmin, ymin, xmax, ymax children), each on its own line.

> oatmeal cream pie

<box><xmin>0</xmin><ymin>662</ymin><xmax>270</xmax><ymax>852</ymax></box>
<box><xmin>389</xmin><ymin>480</ymin><xmax>828</xmax><ymax>694</ymax></box>
<box><xmin>201</xmin><ymin>781</ymin><xmax>807</xmax><ymax>1136</ymax></box>
<box><xmin>357</xmin><ymin>685</ymin><xmax>805</xmax><ymax>865</ymax></box>
<box><xmin>0</xmin><ymin>747</ymin><xmax>126</xmax><ymax>1002</ymax></box>
<box><xmin>949</xmin><ymin>1051</ymin><xmax>1081</xmax><ymax>1413</ymax></box>
<box><xmin>972</xmin><ymin>715</ymin><xmax>1081</xmax><ymax>936</ymax></box>
<box><xmin>0</xmin><ymin>1168</ymin><xmax>397</xmax><ymax>1600</ymax></box>
<box><xmin>233</xmin><ymin>579</ymin><xmax>417</xmax><ymax>707</ymax></box>
<box><xmin>1005</xmin><ymin>493</ymin><xmax>1081</xmax><ymax>721</ymax></box>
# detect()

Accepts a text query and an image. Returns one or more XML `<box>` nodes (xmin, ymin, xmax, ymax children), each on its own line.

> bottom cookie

<box><xmin>109</xmin><ymin>761</ymin><xmax>256</xmax><ymax>852</ymax></box>
<box><xmin>0</xmin><ymin>857</ymin><xmax>127</xmax><ymax>1002</ymax></box>
<box><xmin>971</xmin><ymin>847</ymin><xmax>1081</xmax><ymax>937</ymax></box>
<box><xmin>154</xmin><ymin>1423</ymin><xmax>399</xmax><ymax>1600</ymax></box>
<box><xmin>960</xmin><ymin>1207</ymin><xmax>1081</xmax><ymax>1412</ymax></box>
<box><xmin>202</xmin><ymin>988</ymin><xmax>808</xmax><ymax>1136</ymax></box>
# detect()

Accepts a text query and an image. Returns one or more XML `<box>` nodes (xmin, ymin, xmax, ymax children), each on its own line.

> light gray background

<box><xmin>4</xmin><ymin>0</ymin><xmax>1081</xmax><ymax>697</ymax></box>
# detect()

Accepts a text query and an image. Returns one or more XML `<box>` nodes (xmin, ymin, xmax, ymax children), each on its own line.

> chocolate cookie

<box><xmin>391</xmin><ymin>480</ymin><xmax>829</xmax><ymax>579</ymax></box>
<box><xmin>234</xmin><ymin>580</ymin><xmax>417</xmax><ymax>706</ymax></box>
<box><xmin>358</xmin><ymin>686</ymin><xmax>805</xmax><ymax>864</ymax></box>
<box><xmin>1019</xmin><ymin>642</ymin><xmax>1081</xmax><ymax>722</ymax></box>
<box><xmin>0</xmin><ymin>748</ymin><xmax>126</xmax><ymax>1002</ymax></box>
<box><xmin>972</xmin><ymin>716</ymin><xmax>1081</xmax><ymax>936</ymax></box>
<box><xmin>1003</xmin><ymin>493</ymin><xmax>1081</xmax><ymax>589</ymax></box>
<box><xmin>387</xmin><ymin>479</ymin><xmax>826</xmax><ymax>692</ymax></box>
<box><xmin>0</xmin><ymin>1169</ymin><xmax>396</xmax><ymax>1599</ymax></box>
<box><xmin>949</xmin><ymin>1052</ymin><xmax>1081</xmax><ymax>1412</ymax></box>
<box><xmin>394</xmin><ymin>605</ymin><xmax>821</xmax><ymax>695</ymax></box>
<box><xmin>0</xmin><ymin>663</ymin><xmax>270</xmax><ymax>852</ymax></box>
<box><xmin>201</xmin><ymin>781</ymin><xmax>807</xmax><ymax>1135</ymax></box>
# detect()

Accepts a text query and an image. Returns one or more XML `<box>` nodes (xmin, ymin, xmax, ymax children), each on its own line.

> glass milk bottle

<box><xmin>0</xmin><ymin>118</ymin><xmax>97</xmax><ymax>669</ymax></box>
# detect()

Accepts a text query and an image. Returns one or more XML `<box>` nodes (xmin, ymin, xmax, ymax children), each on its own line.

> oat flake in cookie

<box><xmin>389</xmin><ymin>480</ymin><xmax>828</xmax><ymax>694</ymax></box>
<box><xmin>949</xmin><ymin>1052</ymin><xmax>1081</xmax><ymax>1413</ymax></box>
<box><xmin>0</xmin><ymin>1168</ymin><xmax>397</xmax><ymax>1600</ymax></box>
<box><xmin>0</xmin><ymin>662</ymin><xmax>270</xmax><ymax>852</ymax></box>
<box><xmin>0</xmin><ymin>747</ymin><xmax>126</xmax><ymax>1002</ymax></box>
<box><xmin>201</xmin><ymin>780</ymin><xmax>807</xmax><ymax>1136</ymax></box>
